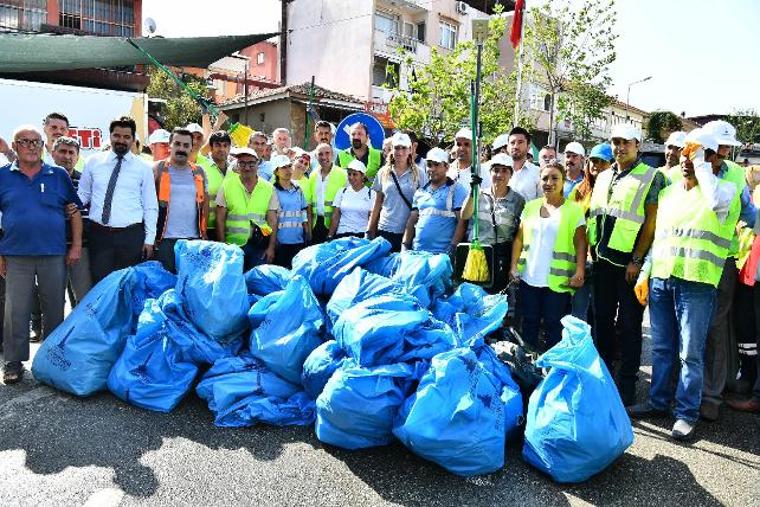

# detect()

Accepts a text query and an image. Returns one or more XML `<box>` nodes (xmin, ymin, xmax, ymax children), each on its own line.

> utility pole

<box><xmin>280</xmin><ymin>0</ymin><xmax>293</xmax><ymax>85</ymax></box>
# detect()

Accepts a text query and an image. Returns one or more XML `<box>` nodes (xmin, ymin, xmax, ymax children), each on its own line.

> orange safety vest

<box><xmin>155</xmin><ymin>160</ymin><xmax>207</xmax><ymax>244</ymax></box>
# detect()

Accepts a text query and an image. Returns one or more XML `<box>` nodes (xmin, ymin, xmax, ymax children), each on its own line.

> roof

<box><xmin>219</xmin><ymin>82</ymin><xmax>364</xmax><ymax>110</ymax></box>
<box><xmin>0</xmin><ymin>32</ymin><xmax>280</xmax><ymax>73</ymax></box>
<box><xmin>609</xmin><ymin>98</ymin><xmax>649</xmax><ymax>118</ymax></box>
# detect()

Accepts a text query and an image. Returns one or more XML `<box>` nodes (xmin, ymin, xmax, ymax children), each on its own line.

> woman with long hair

<box><xmin>367</xmin><ymin>132</ymin><xmax>427</xmax><ymax>252</ymax></box>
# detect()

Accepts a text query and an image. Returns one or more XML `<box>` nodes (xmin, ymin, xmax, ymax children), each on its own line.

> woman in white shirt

<box><xmin>510</xmin><ymin>161</ymin><xmax>587</xmax><ymax>351</ymax></box>
<box><xmin>328</xmin><ymin>160</ymin><xmax>376</xmax><ymax>239</ymax></box>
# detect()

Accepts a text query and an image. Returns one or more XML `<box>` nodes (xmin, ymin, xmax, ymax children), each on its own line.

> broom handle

<box><xmin>470</xmin><ymin>42</ymin><xmax>483</xmax><ymax>242</ymax></box>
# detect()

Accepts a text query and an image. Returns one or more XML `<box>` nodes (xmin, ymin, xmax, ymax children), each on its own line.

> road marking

<box><xmin>83</xmin><ymin>488</ymin><xmax>125</xmax><ymax>507</ymax></box>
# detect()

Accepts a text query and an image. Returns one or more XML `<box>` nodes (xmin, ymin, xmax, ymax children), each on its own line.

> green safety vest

<box><xmin>587</xmin><ymin>161</ymin><xmax>657</xmax><ymax>258</ymax></box>
<box><xmin>338</xmin><ymin>147</ymin><xmax>382</xmax><ymax>183</ymax></box>
<box><xmin>202</xmin><ymin>158</ymin><xmax>236</xmax><ymax>230</ymax></box>
<box><xmin>222</xmin><ymin>176</ymin><xmax>274</xmax><ymax>246</ymax></box>
<box><xmin>669</xmin><ymin>160</ymin><xmax>744</xmax><ymax>258</ymax></box>
<box><xmin>307</xmin><ymin>166</ymin><xmax>347</xmax><ymax>228</ymax></box>
<box><xmin>518</xmin><ymin>198</ymin><xmax>585</xmax><ymax>294</ymax></box>
<box><xmin>652</xmin><ymin>181</ymin><xmax>729</xmax><ymax>287</ymax></box>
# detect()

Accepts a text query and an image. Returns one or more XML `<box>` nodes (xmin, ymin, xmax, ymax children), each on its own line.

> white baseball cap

<box><xmin>564</xmin><ymin>141</ymin><xmax>586</xmax><ymax>157</ymax></box>
<box><xmin>665</xmin><ymin>131</ymin><xmax>687</xmax><ymax>148</ymax></box>
<box><xmin>148</xmin><ymin>129</ymin><xmax>170</xmax><ymax>145</ymax></box>
<box><xmin>231</xmin><ymin>147</ymin><xmax>259</xmax><ymax>159</ymax></box>
<box><xmin>492</xmin><ymin>133</ymin><xmax>509</xmax><ymax>151</ymax></box>
<box><xmin>271</xmin><ymin>154</ymin><xmax>292</xmax><ymax>168</ymax></box>
<box><xmin>610</xmin><ymin>124</ymin><xmax>641</xmax><ymax>142</ymax></box>
<box><xmin>185</xmin><ymin>123</ymin><xmax>204</xmax><ymax>135</ymax></box>
<box><xmin>425</xmin><ymin>147</ymin><xmax>450</xmax><ymax>164</ymax></box>
<box><xmin>489</xmin><ymin>153</ymin><xmax>514</xmax><ymax>168</ymax></box>
<box><xmin>391</xmin><ymin>132</ymin><xmax>412</xmax><ymax>148</ymax></box>
<box><xmin>684</xmin><ymin>128</ymin><xmax>719</xmax><ymax>153</ymax></box>
<box><xmin>703</xmin><ymin>120</ymin><xmax>741</xmax><ymax>147</ymax></box>
<box><xmin>347</xmin><ymin>159</ymin><xmax>368</xmax><ymax>174</ymax></box>
<box><xmin>454</xmin><ymin>127</ymin><xmax>473</xmax><ymax>141</ymax></box>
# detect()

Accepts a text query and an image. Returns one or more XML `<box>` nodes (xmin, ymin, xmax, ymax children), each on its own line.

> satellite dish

<box><xmin>335</xmin><ymin>113</ymin><xmax>385</xmax><ymax>151</ymax></box>
<box><xmin>144</xmin><ymin>17</ymin><xmax>157</xmax><ymax>35</ymax></box>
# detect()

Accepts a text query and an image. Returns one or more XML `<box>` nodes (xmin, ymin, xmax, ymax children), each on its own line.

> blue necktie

<box><xmin>101</xmin><ymin>154</ymin><xmax>124</xmax><ymax>225</ymax></box>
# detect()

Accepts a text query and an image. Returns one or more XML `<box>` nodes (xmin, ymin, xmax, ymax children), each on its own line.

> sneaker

<box><xmin>627</xmin><ymin>402</ymin><xmax>669</xmax><ymax>419</ymax></box>
<box><xmin>671</xmin><ymin>419</ymin><xmax>695</xmax><ymax>440</ymax></box>
<box><xmin>699</xmin><ymin>403</ymin><xmax>720</xmax><ymax>422</ymax></box>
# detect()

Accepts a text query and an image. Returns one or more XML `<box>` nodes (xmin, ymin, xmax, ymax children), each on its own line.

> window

<box><xmin>439</xmin><ymin>20</ymin><xmax>458</xmax><ymax>50</ymax></box>
<box><xmin>372</xmin><ymin>56</ymin><xmax>399</xmax><ymax>87</ymax></box>
<box><xmin>58</xmin><ymin>0</ymin><xmax>136</xmax><ymax>36</ymax></box>
<box><xmin>416</xmin><ymin>22</ymin><xmax>426</xmax><ymax>43</ymax></box>
<box><xmin>0</xmin><ymin>0</ymin><xmax>47</xmax><ymax>31</ymax></box>
<box><xmin>375</xmin><ymin>11</ymin><xmax>398</xmax><ymax>34</ymax></box>
<box><xmin>256</xmin><ymin>52</ymin><xmax>265</xmax><ymax>65</ymax></box>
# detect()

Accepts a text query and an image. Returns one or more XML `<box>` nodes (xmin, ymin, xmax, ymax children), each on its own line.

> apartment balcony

<box><xmin>377</xmin><ymin>0</ymin><xmax>428</xmax><ymax>15</ymax></box>
<box><xmin>373</xmin><ymin>29</ymin><xmax>431</xmax><ymax>64</ymax></box>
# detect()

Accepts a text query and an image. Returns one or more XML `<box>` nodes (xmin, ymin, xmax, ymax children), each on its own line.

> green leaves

<box><xmin>646</xmin><ymin>111</ymin><xmax>683</xmax><ymax>143</ymax></box>
<box><xmin>725</xmin><ymin>109</ymin><xmax>760</xmax><ymax>146</ymax></box>
<box><xmin>146</xmin><ymin>67</ymin><xmax>207</xmax><ymax>131</ymax></box>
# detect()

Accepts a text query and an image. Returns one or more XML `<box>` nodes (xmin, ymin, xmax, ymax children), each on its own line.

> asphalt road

<box><xmin>1</xmin><ymin>334</ymin><xmax>758</xmax><ymax>507</ymax></box>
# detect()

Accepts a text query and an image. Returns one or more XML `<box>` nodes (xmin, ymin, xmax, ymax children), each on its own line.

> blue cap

<box><xmin>589</xmin><ymin>143</ymin><xmax>613</xmax><ymax>162</ymax></box>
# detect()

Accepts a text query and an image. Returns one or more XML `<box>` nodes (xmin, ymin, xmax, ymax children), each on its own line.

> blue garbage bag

<box><xmin>291</xmin><ymin>236</ymin><xmax>391</xmax><ymax>297</ymax></box>
<box><xmin>196</xmin><ymin>353</ymin><xmax>315</xmax><ymax>427</ymax></box>
<box><xmin>523</xmin><ymin>316</ymin><xmax>634</xmax><ymax>483</ymax></box>
<box><xmin>301</xmin><ymin>340</ymin><xmax>349</xmax><ymax>399</ymax></box>
<box><xmin>315</xmin><ymin>362</ymin><xmax>421</xmax><ymax>449</ymax></box>
<box><xmin>32</xmin><ymin>268</ymin><xmax>138</xmax><ymax>396</ymax></box>
<box><xmin>248</xmin><ymin>275</ymin><xmax>324</xmax><ymax>384</ymax></box>
<box><xmin>374</xmin><ymin>251</ymin><xmax>453</xmax><ymax>301</ymax></box>
<box><xmin>159</xmin><ymin>290</ymin><xmax>244</xmax><ymax>365</ymax></box>
<box><xmin>130</xmin><ymin>261</ymin><xmax>177</xmax><ymax>323</ymax></box>
<box><xmin>363</xmin><ymin>253</ymin><xmax>400</xmax><ymax>277</ymax></box>
<box><xmin>326</xmin><ymin>268</ymin><xmax>428</xmax><ymax>331</ymax></box>
<box><xmin>333</xmin><ymin>295</ymin><xmax>456</xmax><ymax>367</ymax></box>
<box><xmin>393</xmin><ymin>343</ymin><xmax>523</xmax><ymax>477</ymax></box>
<box><xmin>175</xmin><ymin>240</ymin><xmax>249</xmax><ymax>342</ymax></box>
<box><xmin>107</xmin><ymin>298</ymin><xmax>199</xmax><ymax>413</ymax></box>
<box><xmin>433</xmin><ymin>284</ymin><xmax>508</xmax><ymax>344</ymax></box>
<box><xmin>244</xmin><ymin>264</ymin><xmax>292</xmax><ymax>296</ymax></box>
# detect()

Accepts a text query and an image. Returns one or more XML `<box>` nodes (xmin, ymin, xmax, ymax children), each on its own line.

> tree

<box><xmin>646</xmin><ymin>111</ymin><xmax>683</xmax><ymax>143</ymax></box>
<box><xmin>387</xmin><ymin>6</ymin><xmax>522</xmax><ymax>145</ymax></box>
<box><xmin>522</xmin><ymin>0</ymin><xmax>617</xmax><ymax>144</ymax></box>
<box><xmin>146</xmin><ymin>67</ymin><xmax>208</xmax><ymax>131</ymax></box>
<box><xmin>725</xmin><ymin>109</ymin><xmax>760</xmax><ymax>146</ymax></box>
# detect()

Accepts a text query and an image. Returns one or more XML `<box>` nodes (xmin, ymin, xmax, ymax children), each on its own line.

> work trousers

<box><xmin>88</xmin><ymin>222</ymin><xmax>145</xmax><ymax>284</ymax></box>
<box><xmin>3</xmin><ymin>256</ymin><xmax>66</xmax><ymax>362</ymax></box>
<box><xmin>67</xmin><ymin>246</ymin><xmax>92</xmax><ymax>306</ymax></box>
<box><xmin>377</xmin><ymin>230</ymin><xmax>403</xmax><ymax>253</ymax></box>
<box><xmin>275</xmin><ymin>242</ymin><xmax>305</xmax><ymax>269</ymax></box>
<box><xmin>312</xmin><ymin>217</ymin><xmax>329</xmax><ymax>245</ymax></box>
<box><xmin>518</xmin><ymin>280</ymin><xmax>571</xmax><ymax>352</ymax></box>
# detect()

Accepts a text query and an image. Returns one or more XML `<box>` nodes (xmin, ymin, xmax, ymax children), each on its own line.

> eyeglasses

<box><xmin>237</xmin><ymin>161</ymin><xmax>259</xmax><ymax>169</ymax></box>
<box><xmin>15</xmin><ymin>138</ymin><xmax>43</xmax><ymax>149</ymax></box>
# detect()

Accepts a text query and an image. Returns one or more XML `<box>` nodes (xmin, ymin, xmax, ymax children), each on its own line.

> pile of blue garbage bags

<box><xmin>31</xmin><ymin>237</ymin><xmax>633</xmax><ymax>482</ymax></box>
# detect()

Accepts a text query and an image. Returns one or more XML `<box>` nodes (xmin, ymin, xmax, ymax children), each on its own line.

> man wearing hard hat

<box><xmin>447</xmin><ymin>127</ymin><xmax>490</xmax><ymax>191</ymax></box>
<box><xmin>629</xmin><ymin>129</ymin><xmax>736</xmax><ymax>440</ymax></box>
<box><xmin>587</xmin><ymin>123</ymin><xmax>666</xmax><ymax>406</ymax></box>
<box><xmin>698</xmin><ymin>119</ymin><xmax>757</xmax><ymax>421</ymax></box>
<box><xmin>661</xmin><ymin>131</ymin><xmax>686</xmax><ymax>177</ymax></box>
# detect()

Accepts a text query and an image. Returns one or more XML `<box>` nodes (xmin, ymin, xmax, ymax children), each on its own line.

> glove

<box><xmin>634</xmin><ymin>277</ymin><xmax>649</xmax><ymax>306</ymax></box>
<box><xmin>471</xmin><ymin>174</ymin><xmax>483</xmax><ymax>187</ymax></box>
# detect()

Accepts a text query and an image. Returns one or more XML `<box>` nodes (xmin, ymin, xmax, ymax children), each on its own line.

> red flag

<box><xmin>510</xmin><ymin>0</ymin><xmax>525</xmax><ymax>49</ymax></box>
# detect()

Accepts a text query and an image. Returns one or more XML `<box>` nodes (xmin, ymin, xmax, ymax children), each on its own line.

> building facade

<box><xmin>0</xmin><ymin>0</ymin><xmax>142</xmax><ymax>36</ymax></box>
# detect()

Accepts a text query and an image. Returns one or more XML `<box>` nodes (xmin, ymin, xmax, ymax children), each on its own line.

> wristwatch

<box><xmin>631</xmin><ymin>254</ymin><xmax>643</xmax><ymax>267</ymax></box>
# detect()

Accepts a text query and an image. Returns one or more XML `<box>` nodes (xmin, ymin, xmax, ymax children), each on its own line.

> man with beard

<box><xmin>563</xmin><ymin>141</ymin><xmax>586</xmax><ymax>198</ymax></box>
<box><xmin>538</xmin><ymin>145</ymin><xmax>557</xmax><ymax>168</ymax></box>
<box><xmin>78</xmin><ymin>116</ymin><xmax>158</xmax><ymax>283</ymax></box>
<box><xmin>152</xmin><ymin>129</ymin><xmax>208</xmax><ymax>273</ymax></box>
<box><xmin>338</xmin><ymin>122</ymin><xmax>384</xmax><ymax>183</ymax></box>
<box><xmin>447</xmin><ymin>128</ymin><xmax>490</xmax><ymax>191</ymax></box>
<box><xmin>507</xmin><ymin>127</ymin><xmax>542</xmax><ymax>201</ymax></box>
<box><xmin>661</xmin><ymin>131</ymin><xmax>686</xmax><ymax>177</ymax></box>
<box><xmin>310</xmin><ymin>121</ymin><xmax>336</xmax><ymax>171</ymax></box>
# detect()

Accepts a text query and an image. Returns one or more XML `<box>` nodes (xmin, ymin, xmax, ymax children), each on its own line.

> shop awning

<box><xmin>0</xmin><ymin>32</ymin><xmax>280</xmax><ymax>73</ymax></box>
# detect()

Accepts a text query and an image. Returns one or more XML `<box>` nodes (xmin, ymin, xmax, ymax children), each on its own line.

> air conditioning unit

<box><xmin>455</xmin><ymin>1</ymin><xmax>468</xmax><ymax>14</ymax></box>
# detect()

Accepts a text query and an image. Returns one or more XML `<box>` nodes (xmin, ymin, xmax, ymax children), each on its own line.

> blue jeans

<box><xmin>571</xmin><ymin>265</ymin><xmax>593</xmax><ymax>321</ymax></box>
<box><xmin>518</xmin><ymin>280</ymin><xmax>571</xmax><ymax>351</ymax></box>
<box><xmin>648</xmin><ymin>277</ymin><xmax>716</xmax><ymax>423</ymax></box>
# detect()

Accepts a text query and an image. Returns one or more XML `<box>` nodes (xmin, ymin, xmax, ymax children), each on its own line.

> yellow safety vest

<box><xmin>307</xmin><ymin>166</ymin><xmax>347</xmax><ymax>228</ymax></box>
<box><xmin>222</xmin><ymin>176</ymin><xmax>274</xmax><ymax>246</ymax></box>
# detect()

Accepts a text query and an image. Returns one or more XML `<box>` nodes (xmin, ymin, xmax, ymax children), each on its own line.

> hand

<box><xmin>66</xmin><ymin>245</ymin><xmax>82</xmax><ymax>266</ymax></box>
<box><xmin>471</xmin><ymin>174</ymin><xmax>483</xmax><ymax>186</ymax></box>
<box><xmin>401</xmin><ymin>243</ymin><xmax>411</xmax><ymax>252</ymax></box>
<box><xmin>366</xmin><ymin>229</ymin><xmax>377</xmax><ymax>240</ymax></box>
<box><xmin>65</xmin><ymin>203</ymin><xmax>79</xmax><ymax>218</ymax></box>
<box><xmin>634</xmin><ymin>277</ymin><xmax>649</xmax><ymax>306</ymax></box>
<box><xmin>568</xmin><ymin>271</ymin><xmax>585</xmax><ymax>288</ymax></box>
<box><xmin>509</xmin><ymin>267</ymin><xmax>520</xmax><ymax>282</ymax></box>
<box><xmin>0</xmin><ymin>255</ymin><xmax>5</xmax><ymax>278</ymax></box>
<box><xmin>213</xmin><ymin>111</ymin><xmax>229</xmax><ymax>130</ymax></box>
<box><xmin>446</xmin><ymin>244</ymin><xmax>457</xmax><ymax>256</ymax></box>
<box><xmin>263</xmin><ymin>247</ymin><xmax>275</xmax><ymax>263</ymax></box>
<box><xmin>625</xmin><ymin>261</ymin><xmax>641</xmax><ymax>284</ymax></box>
<box><xmin>142</xmin><ymin>244</ymin><xmax>154</xmax><ymax>259</ymax></box>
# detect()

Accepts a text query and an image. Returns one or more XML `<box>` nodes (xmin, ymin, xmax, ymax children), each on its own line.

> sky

<box><xmin>142</xmin><ymin>0</ymin><xmax>760</xmax><ymax>117</ymax></box>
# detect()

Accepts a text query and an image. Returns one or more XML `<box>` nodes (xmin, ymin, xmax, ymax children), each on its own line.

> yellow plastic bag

<box><xmin>229</xmin><ymin>123</ymin><xmax>254</xmax><ymax>148</ymax></box>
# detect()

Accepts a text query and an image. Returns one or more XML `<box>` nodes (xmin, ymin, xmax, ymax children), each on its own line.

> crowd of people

<box><xmin>1</xmin><ymin>110</ymin><xmax>759</xmax><ymax>442</ymax></box>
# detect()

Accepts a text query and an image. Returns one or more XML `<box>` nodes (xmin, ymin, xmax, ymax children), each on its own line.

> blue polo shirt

<box><xmin>412</xmin><ymin>178</ymin><xmax>467</xmax><ymax>254</ymax></box>
<box><xmin>275</xmin><ymin>182</ymin><xmax>308</xmax><ymax>245</ymax></box>
<box><xmin>0</xmin><ymin>162</ymin><xmax>82</xmax><ymax>256</ymax></box>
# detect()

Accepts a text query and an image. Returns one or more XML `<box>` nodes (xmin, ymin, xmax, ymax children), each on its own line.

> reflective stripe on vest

<box><xmin>309</xmin><ymin>167</ymin><xmax>347</xmax><ymax>228</ymax></box>
<box><xmin>517</xmin><ymin>199</ymin><xmax>584</xmax><ymax>294</ymax></box>
<box><xmin>656</xmin><ymin>227</ymin><xmax>732</xmax><ymax>250</ymax></box>
<box><xmin>223</xmin><ymin>177</ymin><xmax>274</xmax><ymax>246</ymax></box>
<box><xmin>419</xmin><ymin>183</ymin><xmax>456</xmax><ymax>218</ymax></box>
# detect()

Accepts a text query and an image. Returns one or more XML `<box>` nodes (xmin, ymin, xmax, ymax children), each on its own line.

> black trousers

<box><xmin>312</xmin><ymin>217</ymin><xmax>329</xmax><ymax>245</ymax></box>
<box><xmin>275</xmin><ymin>242</ymin><xmax>305</xmax><ymax>269</ymax></box>
<box><xmin>88</xmin><ymin>222</ymin><xmax>145</xmax><ymax>284</ymax></box>
<box><xmin>378</xmin><ymin>229</ymin><xmax>403</xmax><ymax>253</ymax></box>
<box><xmin>592</xmin><ymin>258</ymin><xmax>644</xmax><ymax>403</ymax></box>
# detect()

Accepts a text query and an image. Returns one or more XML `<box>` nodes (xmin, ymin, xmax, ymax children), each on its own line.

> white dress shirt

<box><xmin>78</xmin><ymin>150</ymin><xmax>159</xmax><ymax>245</ymax></box>
<box><xmin>447</xmin><ymin>159</ymin><xmax>490</xmax><ymax>191</ymax></box>
<box><xmin>509</xmin><ymin>161</ymin><xmax>542</xmax><ymax>201</ymax></box>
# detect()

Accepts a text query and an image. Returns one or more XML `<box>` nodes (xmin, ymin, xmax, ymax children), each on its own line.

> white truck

<box><xmin>0</xmin><ymin>77</ymin><xmax>149</xmax><ymax>160</ymax></box>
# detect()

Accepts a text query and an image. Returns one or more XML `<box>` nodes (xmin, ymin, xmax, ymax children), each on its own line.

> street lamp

<box><xmin>626</xmin><ymin>75</ymin><xmax>652</xmax><ymax>117</ymax></box>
